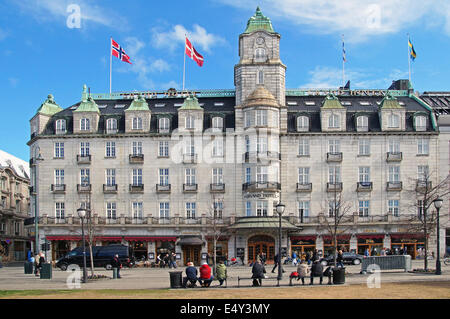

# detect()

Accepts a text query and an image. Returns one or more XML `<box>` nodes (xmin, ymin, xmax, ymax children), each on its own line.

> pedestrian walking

<box><xmin>199</xmin><ymin>262</ymin><xmax>214</xmax><ymax>287</ymax></box>
<box><xmin>296</xmin><ymin>260</ymin><xmax>309</xmax><ymax>285</ymax></box>
<box><xmin>306</xmin><ymin>251</ymin><xmax>311</xmax><ymax>265</ymax></box>
<box><xmin>215</xmin><ymin>260</ymin><xmax>227</xmax><ymax>286</ymax></box>
<box><xmin>260</xmin><ymin>252</ymin><xmax>266</xmax><ymax>265</ymax></box>
<box><xmin>111</xmin><ymin>254</ymin><xmax>122</xmax><ymax>278</ymax></box>
<box><xmin>292</xmin><ymin>252</ymin><xmax>298</xmax><ymax>266</ymax></box>
<box><xmin>336</xmin><ymin>250</ymin><xmax>344</xmax><ymax>268</ymax></box>
<box><xmin>169</xmin><ymin>252</ymin><xmax>177</xmax><ymax>268</ymax></box>
<box><xmin>309</xmin><ymin>260</ymin><xmax>324</xmax><ymax>285</ymax></box>
<box><xmin>271</xmin><ymin>254</ymin><xmax>284</xmax><ymax>273</ymax></box>
<box><xmin>364</xmin><ymin>248</ymin><xmax>370</xmax><ymax>257</ymax></box>
<box><xmin>312</xmin><ymin>249</ymin><xmax>319</xmax><ymax>262</ymax></box>
<box><xmin>251</xmin><ymin>260</ymin><xmax>266</xmax><ymax>287</ymax></box>
<box><xmin>183</xmin><ymin>262</ymin><xmax>198</xmax><ymax>288</ymax></box>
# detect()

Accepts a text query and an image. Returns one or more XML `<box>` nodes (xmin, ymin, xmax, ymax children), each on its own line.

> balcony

<box><xmin>183</xmin><ymin>184</ymin><xmax>198</xmax><ymax>193</ymax></box>
<box><xmin>106</xmin><ymin>128</ymin><xmax>118</xmax><ymax>134</ymax></box>
<box><xmin>77</xmin><ymin>184</ymin><xmax>91</xmax><ymax>193</ymax></box>
<box><xmin>129</xmin><ymin>154</ymin><xmax>144</xmax><ymax>164</ymax></box>
<box><xmin>416</xmin><ymin>181</ymin><xmax>432</xmax><ymax>193</ymax></box>
<box><xmin>129</xmin><ymin>184</ymin><xmax>144</xmax><ymax>193</ymax></box>
<box><xmin>357</xmin><ymin>182</ymin><xmax>373</xmax><ymax>192</ymax></box>
<box><xmin>159</xmin><ymin>128</ymin><xmax>170</xmax><ymax>134</ymax></box>
<box><xmin>296</xmin><ymin>183</ymin><xmax>312</xmax><ymax>192</ymax></box>
<box><xmin>210</xmin><ymin>183</ymin><xmax>225</xmax><ymax>193</ymax></box>
<box><xmin>183</xmin><ymin>153</ymin><xmax>198</xmax><ymax>164</ymax></box>
<box><xmin>103</xmin><ymin>184</ymin><xmax>118</xmax><ymax>194</ymax></box>
<box><xmin>77</xmin><ymin>155</ymin><xmax>91</xmax><ymax>164</ymax></box>
<box><xmin>386</xmin><ymin>181</ymin><xmax>402</xmax><ymax>191</ymax></box>
<box><xmin>242</xmin><ymin>182</ymin><xmax>281</xmax><ymax>192</ymax></box>
<box><xmin>386</xmin><ymin>152</ymin><xmax>402</xmax><ymax>162</ymax></box>
<box><xmin>244</xmin><ymin>152</ymin><xmax>281</xmax><ymax>163</ymax></box>
<box><xmin>51</xmin><ymin>184</ymin><xmax>66</xmax><ymax>194</ymax></box>
<box><xmin>156</xmin><ymin>184</ymin><xmax>171</xmax><ymax>193</ymax></box>
<box><xmin>326</xmin><ymin>152</ymin><xmax>343</xmax><ymax>163</ymax></box>
<box><xmin>327</xmin><ymin>182</ymin><xmax>343</xmax><ymax>192</ymax></box>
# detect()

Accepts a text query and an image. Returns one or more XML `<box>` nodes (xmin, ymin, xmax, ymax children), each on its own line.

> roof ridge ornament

<box><xmin>244</xmin><ymin>6</ymin><xmax>275</xmax><ymax>34</ymax></box>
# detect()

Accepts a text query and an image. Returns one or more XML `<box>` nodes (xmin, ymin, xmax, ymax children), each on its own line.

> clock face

<box><xmin>256</xmin><ymin>37</ymin><xmax>265</xmax><ymax>45</ymax></box>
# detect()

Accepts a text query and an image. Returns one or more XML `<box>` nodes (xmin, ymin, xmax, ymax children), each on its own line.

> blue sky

<box><xmin>1</xmin><ymin>0</ymin><xmax>449</xmax><ymax>160</ymax></box>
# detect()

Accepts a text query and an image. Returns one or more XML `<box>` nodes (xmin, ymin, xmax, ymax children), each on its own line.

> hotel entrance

<box><xmin>247</xmin><ymin>235</ymin><xmax>275</xmax><ymax>264</ymax></box>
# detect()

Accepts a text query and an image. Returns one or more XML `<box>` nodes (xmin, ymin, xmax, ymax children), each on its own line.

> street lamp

<box><xmin>33</xmin><ymin>149</ymin><xmax>43</xmax><ymax>255</ymax></box>
<box><xmin>275</xmin><ymin>202</ymin><xmax>286</xmax><ymax>283</ymax></box>
<box><xmin>433</xmin><ymin>197</ymin><xmax>443</xmax><ymax>275</ymax></box>
<box><xmin>77</xmin><ymin>207</ymin><xmax>88</xmax><ymax>283</ymax></box>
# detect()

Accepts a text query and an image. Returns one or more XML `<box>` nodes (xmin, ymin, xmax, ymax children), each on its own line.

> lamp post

<box><xmin>33</xmin><ymin>149</ymin><xmax>43</xmax><ymax>255</ymax></box>
<box><xmin>77</xmin><ymin>207</ymin><xmax>88</xmax><ymax>283</ymax></box>
<box><xmin>433</xmin><ymin>197</ymin><xmax>443</xmax><ymax>275</ymax></box>
<box><xmin>275</xmin><ymin>202</ymin><xmax>285</xmax><ymax>284</ymax></box>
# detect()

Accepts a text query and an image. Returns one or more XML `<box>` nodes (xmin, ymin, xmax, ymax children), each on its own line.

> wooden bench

<box><xmin>237</xmin><ymin>276</ymin><xmax>280</xmax><ymax>287</ymax></box>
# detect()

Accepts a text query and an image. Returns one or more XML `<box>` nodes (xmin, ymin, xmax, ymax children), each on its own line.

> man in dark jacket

<box><xmin>111</xmin><ymin>254</ymin><xmax>122</xmax><ymax>278</ymax></box>
<box><xmin>183</xmin><ymin>262</ymin><xmax>198</xmax><ymax>288</ymax></box>
<box><xmin>309</xmin><ymin>260</ymin><xmax>324</xmax><ymax>285</ymax></box>
<box><xmin>251</xmin><ymin>260</ymin><xmax>266</xmax><ymax>287</ymax></box>
<box><xmin>336</xmin><ymin>250</ymin><xmax>344</xmax><ymax>268</ymax></box>
<box><xmin>271</xmin><ymin>254</ymin><xmax>285</xmax><ymax>273</ymax></box>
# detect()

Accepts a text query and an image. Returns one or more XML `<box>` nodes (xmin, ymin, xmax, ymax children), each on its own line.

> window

<box><xmin>254</xmin><ymin>48</ymin><xmax>266</xmax><ymax>62</ymax></box>
<box><xmin>106</xmin><ymin>118</ymin><xmax>117</xmax><ymax>132</ymax></box>
<box><xmin>184</xmin><ymin>138</ymin><xmax>195</xmax><ymax>156</ymax></box>
<box><xmin>257</xmin><ymin>70</ymin><xmax>264</xmax><ymax>84</ymax></box>
<box><xmin>80</xmin><ymin>118</ymin><xmax>90</xmax><ymax>131</ymax></box>
<box><xmin>185</xmin><ymin>168</ymin><xmax>196</xmax><ymax>185</ymax></box>
<box><xmin>256</xmin><ymin>166</ymin><xmax>268</xmax><ymax>183</ymax></box>
<box><xmin>245</xmin><ymin>136</ymin><xmax>251</xmax><ymax>153</ymax></box>
<box><xmin>106</xmin><ymin>141</ymin><xmax>116</xmax><ymax>157</ymax></box>
<box><xmin>158</xmin><ymin>141</ymin><xmax>169</xmax><ymax>157</ymax></box>
<box><xmin>328</xmin><ymin>140</ymin><xmax>340</xmax><ymax>153</ymax></box>
<box><xmin>417</xmin><ymin>200</ymin><xmax>424</xmax><ymax>219</ymax></box>
<box><xmin>132</xmin><ymin>202</ymin><xmax>143</xmax><ymax>219</ymax></box>
<box><xmin>106</xmin><ymin>202</ymin><xmax>117</xmax><ymax>219</ymax></box>
<box><xmin>359</xmin><ymin>200</ymin><xmax>370</xmax><ymax>217</ymax></box>
<box><xmin>55</xmin><ymin>119</ymin><xmax>66</xmax><ymax>133</ymax></box>
<box><xmin>186</xmin><ymin>115</ymin><xmax>195</xmax><ymax>129</ymax></box>
<box><xmin>55</xmin><ymin>169</ymin><xmax>64</xmax><ymax>185</ymax></box>
<box><xmin>245</xmin><ymin>167</ymin><xmax>251</xmax><ymax>183</ymax></box>
<box><xmin>388</xmin><ymin>166</ymin><xmax>400</xmax><ymax>182</ymax></box>
<box><xmin>328</xmin><ymin>114</ymin><xmax>340</xmax><ymax>128</ymax></box>
<box><xmin>298</xmin><ymin>201</ymin><xmax>310</xmax><ymax>218</ymax></box>
<box><xmin>356</xmin><ymin>116</ymin><xmax>368</xmax><ymax>131</ymax></box>
<box><xmin>213</xmin><ymin>201</ymin><xmax>223</xmax><ymax>219</ymax></box>
<box><xmin>80</xmin><ymin>169</ymin><xmax>90</xmax><ymax>185</ymax></box>
<box><xmin>245</xmin><ymin>111</ymin><xmax>252</xmax><ymax>128</ymax></box>
<box><xmin>106</xmin><ymin>169</ymin><xmax>116</xmax><ymax>186</ymax></box>
<box><xmin>388</xmin><ymin>200</ymin><xmax>399</xmax><ymax>217</ymax></box>
<box><xmin>298</xmin><ymin>139</ymin><xmax>310</xmax><ymax>156</ymax></box>
<box><xmin>212</xmin><ymin>117</ymin><xmax>223</xmax><ymax>130</ymax></box>
<box><xmin>132</xmin><ymin>141</ymin><xmax>143</xmax><ymax>156</ymax></box>
<box><xmin>328</xmin><ymin>201</ymin><xmax>337</xmax><ymax>217</ymax></box>
<box><xmin>186</xmin><ymin>202</ymin><xmax>196</xmax><ymax>219</ymax></box>
<box><xmin>359</xmin><ymin>167</ymin><xmax>370</xmax><ymax>183</ymax></box>
<box><xmin>159</xmin><ymin>168</ymin><xmax>169</xmax><ymax>186</ymax></box>
<box><xmin>212</xmin><ymin>168</ymin><xmax>223</xmax><ymax>184</ymax></box>
<box><xmin>329</xmin><ymin>166</ymin><xmax>341</xmax><ymax>183</ymax></box>
<box><xmin>80</xmin><ymin>142</ymin><xmax>90</xmax><ymax>156</ymax></box>
<box><xmin>388</xmin><ymin>114</ymin><xmax>400</xmax><ymax>128</ymax></box>
<box><xmin>55</xmin><ymin>202</ymin><xmax>65</xmax><ymax>219</ymax></box>
<box><xmin>358</xmin><ymin>139</ymin><xmax>370</xmax><ymax>156</ymax></box>
<box><xmin>388</xmin><ymin>140</ymin><xmax>400</xmax><ymax>153</ymax></box>
<box><xmin>54</xmin><ymin>142</ymin><xmax>64</xmax><ymax>158</ymax></box>
<box><xmin>273</xmin><ymin>110</ymin><xmax>279</xmax><ymax>128</ymax></box>
<box><xmin>417</xmin><ymin>139</ymin><xmax>429</xmax><ymax>155</ymax></box>
<box><xmin>256</xmin><ymin>110</ymin><xmax>268</xmax><ymax>126</ymax></box>
<box><xmin>257</xmin><ymin>137</ymin><xmax>268</xmax><ymax>153</ymax></box>
<box><xmin>132</xmin><ymin>169</ymin><xmax>142</xmax><ymax>186</ymax></box>
<box><xmin>159</xmin><ymin>202</ymin><xmax>170</xmax><ymax>219</ymax></box>
<box><xmin>297</xmin><ymin>116</ymin><xmax>309</xmax><ymax>131</ymax></box>
<box><xmin>415</xmin><ymin>115</ymin><xmax>427</xmax><ymax>131</ymax></box>
<box><xmin>256</xmin><ymin>201</ymin><xmax>268</xmax><ymax>217</ymax></box>
<box><xmin>298</xmin><ymin>167</ymin><xmax>310</xmax><ymax>184</ymax></box>
<box><xmin>132</xmin><ymin>117</ymin><xmax>143</xmax><ymax>130</ymax></box>
<box><xmin>159</xmin><ymin>118</ymin><xmax>170</xmax><ymax>132</ymax></box>
<box><xmin>212</xmin><ymin>138</ymin><xmax>224</xmax><ymax>157</ymax></box>
<box><xmin>246</xmin><ymin>202</ymin><xmax>252</xmax><ymax>216</ymax></box>
<box><xmin>417</xmin><ymin>165</ymin><xmax>429</xmax><ymax>182</ymax></box>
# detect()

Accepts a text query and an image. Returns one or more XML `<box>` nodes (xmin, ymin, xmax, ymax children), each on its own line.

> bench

<box><xmin>237</xmin><ymin>276</ymin><xmax>280</xmax><ymax>287</ymax></box>
<box><xmin>182</xmin><ymin>276</ymin><xmax>228</xmax><ymax>288</ymax></box>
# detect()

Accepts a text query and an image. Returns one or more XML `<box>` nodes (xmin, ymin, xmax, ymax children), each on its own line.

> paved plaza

<box><xmin>0</xmin><ymin>260</ymin><xmax>449</xmax><ymax>291</ymax></box>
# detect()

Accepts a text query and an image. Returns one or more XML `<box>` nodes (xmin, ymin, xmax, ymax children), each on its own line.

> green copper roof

<box><xmin>321</xmin><ymin>92</ymin><xmax>344</xmax><ymax>108</ymax></box>
<box><xmin>179</xmin><ymin>95</ymin><xmax>203</xmax><ymax>110</ymax></box>
<box><xmin>380</xmin><ymin>91</ymin><xmax>403</xmax><ymax>109</ymax></box>
<box><xmin>73</xmin><ymin>84</ymin><xmax>100</xmax><ymax>113</ymax></box>
<box><xmin>126</xmin><ymin>94</ymin><xmax>150</xmax><ymax>111</ymax></box>
<box><xmin>36</xmin><ymin>94</ymin><xmax>63</xmax><ymax>116</ymax></box>
<box><xmin>244</xmin><ymin>7</ymin><xmax>275</xmax><ymax>34</ymax></box>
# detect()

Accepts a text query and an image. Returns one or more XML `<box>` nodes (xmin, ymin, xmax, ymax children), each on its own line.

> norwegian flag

<box><xmin>185</xmin><ymin>37</ymin><xmax>204</xmax><ymax>67</ymax></box>
<box><xmin>111</xmin><ymin>38</ymin><xmax>132</xmax><ymax>64</ymax></box>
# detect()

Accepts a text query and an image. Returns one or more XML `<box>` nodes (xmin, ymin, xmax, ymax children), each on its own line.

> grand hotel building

<box><xmin>27</xmin><ymin>8</ymin><xmax>446</xmax><ymax>265</ymax></box>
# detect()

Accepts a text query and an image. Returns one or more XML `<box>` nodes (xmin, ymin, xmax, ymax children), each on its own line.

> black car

<box><xmin>320</xmin><ymin>252</ymin><xmax>363</xmax><ymax>266</ymax></box>
<box><xmin>56</xmin><ymin>244</ymin><xmax>131</xmax><ymax>271</ymax></box>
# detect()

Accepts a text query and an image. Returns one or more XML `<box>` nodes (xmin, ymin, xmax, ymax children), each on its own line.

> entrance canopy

<box><xmin>228</xmin><ymin>216</ymin><xmax>300</xmax><ymax>231</ymax></box>
<box><xmin>178</xmin><ymin>237</ymin><xmax>204</xmax><ymax>245</ymax></box>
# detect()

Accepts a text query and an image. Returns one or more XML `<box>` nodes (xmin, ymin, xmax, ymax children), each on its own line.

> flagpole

<box><xmin>110</xmin><ymin>37</ymin><xmax>112</xmax><ymax>95</ymax></box>
<box><xmin>183</xmin><ymin>35</ymin><xmax>186</xmax><ymax>91</ymax></box>
<box><xmin>407</xmin><ymin>33</ymin><xmax>411</xmax><ymax>84</ymax></box>
<box><xmin>342</xmin><ymin>34</ymin><xmax>345</xmax><ymax>88</ymax></box>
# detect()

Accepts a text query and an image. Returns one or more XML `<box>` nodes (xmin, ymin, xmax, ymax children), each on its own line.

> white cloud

<box><xmin>219</xmin><ymin>0</ymin><xmax>450</xmax><ymax>41</ymax></box>
<box><xmin>152</xmin><ymin>24</ymin><xmax>226</xmax><ymax>53</ymax></box>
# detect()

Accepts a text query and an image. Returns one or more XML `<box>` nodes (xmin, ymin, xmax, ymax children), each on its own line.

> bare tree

<box><xmin>204</xmin><ymin>197</ymin><xmax>226</xmax><ymax>276</ymax></box>
<box><xmin>406</xmin><ymin>171</ymin><xmax>450</xmax><ymax>271</ymax></box>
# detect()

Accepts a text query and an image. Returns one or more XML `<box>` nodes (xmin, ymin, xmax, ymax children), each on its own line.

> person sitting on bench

<box><xmin>183</xmin><ymin>262</ymin><xmax>198</xmax><ymax>288</ymax></box>
<box><xmin>215</xmin><ymin>261</ymin><xmax>227</xmax><ymax>286</ymax></box>
<box><xmin>251</xmin><ymin>260</ymin><xmax>266</xmax><ymax>287</ymax></box>
<box><xmin>310</xmin><ymin>260</ymin><xmax>324</xmax><ymax>285</ymax></box>
<box><xmin>199</xmin><ymin>262</ymin><xmax>214</xmax><ymax>287</ymax></box>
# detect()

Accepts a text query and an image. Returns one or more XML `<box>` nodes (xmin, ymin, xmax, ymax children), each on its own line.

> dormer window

<box><xmin>186</xmin><ymin>115</ymin><xmax>195</xmax><ymax>129</ymax></box>
<box><xmin>212</xmin><ymin>117</ymin><xmax>223</xmax><ymax>130</ymax></box>
<box><xmin>297</xmin><ymin>116</ymin><xmax>309</xmax><ymax>132</ymax></box>
<box><xmin>106</xmin><ymin>118</ymin><xmax>117</xmax><ymax>133</ymax></box>
<box><xmin>415</xmin><ymin>115</ymin><xmax>427</xmax><ymax>131</ymax></box>
<box><xmin>254</xmin><ymin>48</ymin><xmax>266</xmax><ymax>62</ymax></box>
<box><xmin>132</xmin><ymin>117</ymin><xmax>143</xmax><ymax>130</ymax></box>
<box><xmin>55</xmin><ymin>119</ymin><xmax>66</xmax><ymax>134</ymax></box>
<box><xmin>328</xmin><ymin>114</ymin><xmax>340</xmax><ymax>128</ymax></box>
<box><xmin>80</xmin><ymin>118</ymin><xmax>90</xmax><ymax>131</ymax></box>
<box><xmin>256</xmin><ymin>110</ymin><xmax>268</xmax><ymax>126</ymax></box>
<box><xmin>388</xmin><ymin>114</ymin><xmax>400</xmax><ymax>128</ymax></box>
<box><xmin>159</xmin><ymin>117</ymin><xmax>170</xmax><ymax>133</ymax></box>
<box><xmin>356</xmin><ymin>115</ymin><xmax>369</xmax><ymax>132</ymax></box>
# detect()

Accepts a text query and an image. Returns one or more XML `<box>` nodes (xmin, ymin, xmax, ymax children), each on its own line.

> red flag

<box><xmin>111</xmin><ymin>38</ymin><xmax>132</xmax><ymax>64</ymax></box>
<box><xmin>185</xmin><ymin>37</ymin><xmax>204</xmax><ymax>67</ymax></box>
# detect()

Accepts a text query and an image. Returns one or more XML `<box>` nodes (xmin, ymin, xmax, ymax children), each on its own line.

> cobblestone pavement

<box><xmin>0</xmin><ymin>260</ymin><xmax>449</xmax><ymax>290</ymax></box>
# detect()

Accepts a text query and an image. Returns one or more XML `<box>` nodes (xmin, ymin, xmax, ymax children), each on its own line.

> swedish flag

<box><xmin>409</xmin><ymin>38</ymin><xmax>417</xmax><ymax>61</ymax></box>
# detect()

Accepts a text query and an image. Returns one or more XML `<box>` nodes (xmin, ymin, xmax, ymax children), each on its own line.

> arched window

<box><xmin>55</xmin><ymin>119</ymin><xmax>66</xmax><ymax>134</ymax></box>
<box><xmin>415</xmin><ymin>115</ymin><xmax>427</xmax><ymax>131</ymax></box>
<box><xmin>297</xmin><ymin>116</ymin><xmax>309</xmax><ymax>131</ymax></box>
<box><xmin>328</xmin><ymin>114</ymin><xmax>340</xmax><ymax>128</ymax></box>
<box><xmin>80</xmin><ymin>118</ymin><xmax>90</xmax><ymax>131</ymax></box>
<box><xmin>159</xmin><ymin>117</ymin><xmax>170</xmax><ymax>132</ymax></box>
<box><xmin>356</xmin><ymin>116</ymin><xmax>368</xmax><ymax>131</ymax></box>
<box><xmin>212</xmin><ymin>117</ymin><xmax>223</xmax><ymax>130</ymax></box>
<box><xmin>254</xmin><ymin>48</ymin><xmax>266</xmax><ymax>62</ymax></box>
<box><xmin>132</xmin><ymin>117</ymin><xmax>143</xmax><ymax>130</ymax></box>
<box><xmin>388</xmin><ymin>114</ymin><xmax>400</xmax><ymax>128</ymax></box>
<box><xmin>106</xmin><ymin>118</ymin><xmax>117</xmax><ymax>133</ymax></box>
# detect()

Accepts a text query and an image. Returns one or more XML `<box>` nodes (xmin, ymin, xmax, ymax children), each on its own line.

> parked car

<box><xmin>320</xmin><ymin>252</ymin><xmax>363</xmax><ymax>266</ymax></box>
<box><xmin>56</xmin><ymin>244</ymin><xmax>131</xmax><ymax>271</ymax></box>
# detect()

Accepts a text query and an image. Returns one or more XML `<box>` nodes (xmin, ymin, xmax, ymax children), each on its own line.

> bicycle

<box><xmin>444</xmin><ymin>257</ymin><xmax>450</xmax><ymax>266</ymax></box>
